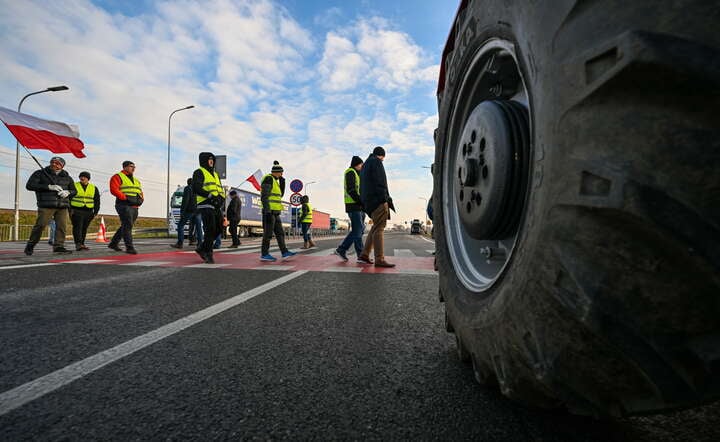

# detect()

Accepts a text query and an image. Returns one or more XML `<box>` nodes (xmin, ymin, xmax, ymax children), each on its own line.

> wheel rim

<box><xmin>442</xmin><ymin>38</ymin><xmax>532</xmax><ymax>293</ymax></box>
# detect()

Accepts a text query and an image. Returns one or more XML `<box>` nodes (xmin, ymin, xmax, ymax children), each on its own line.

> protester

<box><xmin>260</xmin><ymin>161</ymin><xmax>296</xmax><ymax>261</ymax></box>
<box><xmin>108</xmin><ymin>160</ymin><xmax>143</xmax><ymax>254</ymax></box>
<box><xmin>226</xmin><ymin>190</ymin><xmax>242</xmax><ymax>248</ymax></box>
<box><xmin>24</xmin><ymin>156</ymin><xmax>76</xmax><ymax>255</ymax></box>
<box><xmin>334</xmin><ymin>156</ymin><xmax>364</xmax><ymax>261</ymax></box>
<box><xmin>359</xmin><ymin>146</ymin><xmax>395</xmax><ymax>267</ymax></box>
<box><xmin>192</xmin><ymin>152</ymin><xmax>224</xmax><ymax>264</ymax></box>
<box><xmin>171</xmin><ymin>178</ymin><xmax>203</xmax><ymax>248</ymax></box>
<box><xmin>299</xmin><ymin>195</ymin><xmax>315</xmax><ymax>249</ymax></box>
<box><xmin>70</xmin><ymin>171</ymin><xmax>100</xmax><ymax>250</ymax></box>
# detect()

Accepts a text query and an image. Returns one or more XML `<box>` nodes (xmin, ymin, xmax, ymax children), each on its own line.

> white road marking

<box><xmin>393</xmin><ymin>249</ymin><xmax>416</xmax><ymax>257</ymax></box>
<box><xmin>397</xmin><ymin>269</ymin><xmax>437</xmax><ymax>275</ymax></box>
<box><xmin>121</xmin><ymin>261</ymin><xmax>173</xmax><ymax>266</ymax></box>
<box><xmin>306</xmin><ymin>248</ymin><xmax>335</xmax><ymax>256</ymax></box>
<box><xmin>63</xmin><ymin>259</ymin><xmax>117</xmax><ymax>264</ymax></box>
<box><xmin>0</xmin><ymin>263</ymin><xmax>59</xmax><ymax>271</ymax></box>
<box><xmin>252</xmin><ymin>265</ymin><xmax>295</xmax><ymax>271</ymax></box>
<box><xmin>183</xmin><ymin>263</ymin><xmax>231</xmax><ymax>268</ymax></box>
<box><xmin>418</xmin><ymin>235</ymin><xmax>435</xmax><ymax>244</ymax></box>
<box><xmin>425</xmin><ymin>250</ymin><xmax>435</xmax><ymax>254</ymax></box>
<box><xmin>321</xmin><ymin>267</ymin><xmax>362</xmax><ymax>273</ymax></box>
<box><xmin>0</xmin><ymin>270</ymin><xmax>307</xmax><ymax>417</ymax></box>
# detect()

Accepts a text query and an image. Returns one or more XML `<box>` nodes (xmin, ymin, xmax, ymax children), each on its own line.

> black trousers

<box><xmin>199</xmin><ymin>207</ymin><xmax>222</xmax><ymax>255</ymax></box>
<box><xmin>71</xmin><ymin>208</ymin><xmax>94</xmax><ymax>245</ymax></box>
<box><xmin>261</xmin><ymin>212</ymin><xmax>287</xmax><ymax>255</ymax></box>
<box><xmin>110</xmin><ymin>204</ymin><xmax>138</xmax><ymax>248</ymax></box>
<box><xmin>228</xmin><ymin>218</ymin><xmax>240</xmax><ymax>246</ymax></box>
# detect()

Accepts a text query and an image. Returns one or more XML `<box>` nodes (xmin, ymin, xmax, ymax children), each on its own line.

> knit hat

<box><xmin>372</xmin><ymin>146</ymin><xmax>386</xmax><ymax>157</ymax></box>
<box><xmin>271</xmin><ymin>160</ymin><xmax>284</xmax><ymax>173</ymax></box>
<box><xmin>350</xmin><ymin>156</ymin><xmax>363</xmax><ymax>167</ymax></box>
<box><xmin>122</xmin><ymin>160</ymin><xmax>135</xmax><ymax>168</ymax></box>
<box><xmin>50</xmin><ymin>156</ymin><xmax>66</xmax><ymax>167</ymax></box>
<box><xmin>79</xmin><ymin>171</ymin><xmax>91</xmax><ymax>180</ymax></box>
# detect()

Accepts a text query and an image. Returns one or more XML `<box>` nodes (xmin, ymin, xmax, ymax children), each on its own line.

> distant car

<box><xmin>410</xmin><ymin>219</ymin><xmax>422</xmax><ymax>234</ymax></box>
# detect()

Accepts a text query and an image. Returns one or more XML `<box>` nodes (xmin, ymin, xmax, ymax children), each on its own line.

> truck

<box><xmin>410</xmin><ymin>219</ymin><xmax>423</xmax><ymax>235</ymax></box>
<box><xmin>433</xmin><ymin>0</ymin><xmax>719</xmax><ymax>417</ymax></box>
<box><xmin>168</xmin><ymin>187</ymin><xmax>291</xmax><ymax>237</ymax></box>
<box><xmin>330</xmin><ymin>217</ymin><xmax>349</xmax><ymax>232</ymax></box>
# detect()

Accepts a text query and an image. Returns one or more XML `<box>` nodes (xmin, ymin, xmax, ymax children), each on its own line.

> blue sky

<box><xmin>0</xmin><ymin>0</ymin><xmax>457</xmax><ymax>223</ymax></box>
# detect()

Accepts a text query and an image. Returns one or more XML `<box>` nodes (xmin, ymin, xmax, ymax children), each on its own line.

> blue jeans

<box><xmin>177</xmin><ymin>212</ymin><xmax>203</xmax><ymax>245</ymax></box>
<box><xmin>301</xmin><ymin>223</ymin><xmax>311</xmax><ymax>242</ymax></box>
<box><xmin>337</xmin><ymin>211</ymin><xmax>364</xmax><ymax>255</ymax></box>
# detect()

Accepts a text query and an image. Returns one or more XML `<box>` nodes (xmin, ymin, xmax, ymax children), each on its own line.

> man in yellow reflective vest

<box><xmin>70</xmin><ymin>171</ymin><xmax>100</xmax><ymax>251</ymax></box>
<box><xmin>298</xmin><ymin>194</ymin><xmax>315</xmax><ymax>249</ymax></box>
<box><xmin>109</xmin><ymin>160</ymin><xmax>143</xmax><ymax>254</ymax></box>
<box><xmin>334</xmin><ymin>155</ymin><xmax>364</xmax><ymax>261</ymax></box>
<box><xmin>192</xmin><ymin>152</ymin><xmax>224</xmax><ymax>264</ymax></box>
<box><xmin>260</xmin><ymin>160</ymin><xmax>296</xmax><ymax>261</ymax></box>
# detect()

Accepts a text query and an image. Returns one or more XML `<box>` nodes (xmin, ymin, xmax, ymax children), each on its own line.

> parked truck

<box><xmin>330</xmin><ymin>217</ymin><xmax>349</xmax><ymax>232</ymax></box>
<box><xmin>410</xmin><ymin>219</ymin><xmax>423</xmax><ymax>235</ymax></box>
<box><xmin>434</xmin><ymin>0</ymin><xmax>719</xmax><ymax>417</ymax></box>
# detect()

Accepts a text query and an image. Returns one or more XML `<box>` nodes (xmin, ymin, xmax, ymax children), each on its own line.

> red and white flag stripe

<box><xmin>0</xmin><ymin>106</ymin><xmax>86</xmax><ymax>158</ymax></box>
<box><xmin>246</xmin><ymin>169</ymin><xmax>263</xmax><ymax>191</ymax></box>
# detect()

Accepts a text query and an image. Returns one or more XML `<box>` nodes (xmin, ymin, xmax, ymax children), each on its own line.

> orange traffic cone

<box><xmin>95</xmin><ymin>216</ymin><xmax>108</xmax><ymax>243</ymax></box>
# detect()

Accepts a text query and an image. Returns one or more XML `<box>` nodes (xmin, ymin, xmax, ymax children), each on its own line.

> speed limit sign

<box><xmin>290</xmin><ymin>192</ymin><xmax>303</xmax><ymax>206</ymax></box>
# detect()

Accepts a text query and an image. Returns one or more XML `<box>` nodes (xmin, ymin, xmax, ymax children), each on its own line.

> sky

<box><xmin>0</xmin><ymin>0</ymin><xmax>457</xmax><ymax>225</ymax></box>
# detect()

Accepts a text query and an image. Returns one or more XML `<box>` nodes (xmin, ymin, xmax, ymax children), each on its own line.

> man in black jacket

<box><xmin>359</xmin><ymin>146</ymin><xmax>395</xmax><ymax>267</ymax></box>
<box><xmin>24</xmin><ymin>156</ymin><xmax>77</xmax><ymax>255</ymax></box>
<box><xmin>226</xmin><ymin>190</ymin><xmax>242</xmax><ymax>248</ymax></box>
<box><xmin>171</xmin><ymin>178</ymin><xmax>202</xmax><ymax>249</ymax></box>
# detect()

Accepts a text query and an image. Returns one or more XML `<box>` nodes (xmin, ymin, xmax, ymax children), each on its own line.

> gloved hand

<box><xmin>48</xmin><ymin>184</ymin><xmax>62</xmax><ymax>192</ymax></box>
<box><xmin>58</xmin><ymin>190</ymin><xmax>70</xmax><ymax>198</ymax></box>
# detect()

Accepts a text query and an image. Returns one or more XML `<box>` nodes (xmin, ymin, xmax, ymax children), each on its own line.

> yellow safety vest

<box><xmin>71</xmin><ymin>182</ymin><xmax>96</xmax><ymax>208</ymax></box>
<box><xmin>344</xmin><ymin>167</ymin><xmax>360</xmax><ymax>204</ymax></box>
<box><xmin>301</xmin><ymin>203</ymin><xmax>313</xmax><ymax>223</ymax></box>
<box><xmin>117</xmin><ymin>173</ymin><xmax>142</xmax><ymax>197</ymax></box>
<box><xmin>196</xmin><ymin>167</ymin><xmax>223</xmax><ymax>204</ymax></box>
<box><xmin>263</xmin><ymin>174</ymin><xmax>283</xmax><ymax>211</ymax></box>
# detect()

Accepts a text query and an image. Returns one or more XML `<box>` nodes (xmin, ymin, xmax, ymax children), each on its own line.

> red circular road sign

<box><xmin>290</xmin><ymin>192</ymin><xmax>303</xmax><ymax>206</ymax></box>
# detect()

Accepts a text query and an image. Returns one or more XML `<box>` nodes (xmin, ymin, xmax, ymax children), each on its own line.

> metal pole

<box><xmin>418</xmin><ymin>197</ymin><xmax>429</xmax><ymax>228</ymax></box>
<box><xmin>13</xmin><ymin>86</ymin><xmax>69</xmax><ymax>241</ymax></box>
<box><xmin>166</xmin><ymin>105</ymin><xmax>194</xmax><ymax>237</ymax></box>
<box><xmin>305</xmin><ymin>181</ymin><xmax>316</xmax><ymax>196</ymax></box>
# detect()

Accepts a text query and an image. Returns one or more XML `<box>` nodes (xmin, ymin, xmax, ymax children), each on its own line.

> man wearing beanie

<box><xmin>358</xmin><ymin>146</ymin><xmax>396</xmax><ymax>267</ymax></box>
<box><xmin>108</xmin><ymin>160</ymin><xmax>143</xmax><ymax>254</ymax></box>
<box><xmin>70</xmin><ymin>171</ymin><xmax>100</xmax><ymax>250</ymax></box>
<box><xmin>192</xmin><ymin>152</ymin><xmax>224</xmax><ymax>264</ymax></box>
<box><xmin>24</xmin><ymin>156</ymin><xmax>77</xmax><ymax>255</ymax></box>
<box><xmin>260</xmin><ymin>160</ymin><xmax>296</xmax><ymax>261</ymax></box>
<box><xmin>334</xmin><ymin>155</ymin><xmax>365</xmax><ymax>261</ymax></box>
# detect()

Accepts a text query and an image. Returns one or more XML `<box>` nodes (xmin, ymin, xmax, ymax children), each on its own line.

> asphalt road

<box><xmin>0</xmin><ymin>232</ymin><xmax>718</xmax><ymax>440</ymax></box>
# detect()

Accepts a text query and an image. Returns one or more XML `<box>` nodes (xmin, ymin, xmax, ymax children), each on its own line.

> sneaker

<box><xmin>195</xmin><ymin>248</ymin><xmax>207</xmax><ymax>261</ymax></box>
<box><xmin>357</xmin><ymin>255</ymin><xmax>373</xmax><ymax>264</ymax></box>
<box><xmin>260</xmin><ymin>254</ymin><xmax>277</xmax><ymax>262</ymax></box>
<box><xmin>374</xmin><ymin>260</ymin><xmax>396</xmax><ymax>268</ymax></box>
<box><xmin>170</xmin><ymin>243</ymin><xmax>182</xmax><ymax>249</ymax></box>
<box><xmin>281</xmin><ymin>250</ymin><xmax>297</xmax><ymax>259</ymax></box>
<box><xmin>334</xmin><ymin>248</ymin><xmax>348</xmax><ymax>262</ymax></box>
<box><xmin>108</xmin><ymin>243</ymin><xmax>122</xmax><ymax>252</ymax></box>
<box><xmin>125</xmin><ymin>248</ymin><xmax>138</xmax><ymax>255</ymax></box>
<box><xmin>24</xmin><ymin>243</ymin><xmax>34</xmax><ymax>256</ymax></box>
<box><xmin>53</xmin><ymin>247</ymin><xmax>73</xmax><ymax>254</ymax></box>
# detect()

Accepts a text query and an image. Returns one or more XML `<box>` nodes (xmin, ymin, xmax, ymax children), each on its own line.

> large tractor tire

<box><xmin>434</xmin><ymin>0</ymin><xmax>720</xmax><ymax>417</ymax></box>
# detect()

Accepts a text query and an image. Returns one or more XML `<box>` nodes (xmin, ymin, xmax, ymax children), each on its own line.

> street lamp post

<box><xmin>418</xmin><ymin>196</ymin><xmax>429</xmax><ymax>227</ymax></box>
<box><xmin>304</xmin><ymin>181</ymin><xmax>317</xmax><ymax>196</ymax></box>
<box><xmin>167</xmin><ymin>105</ymin><xmax>194</xmax><ymax>234</ymax></box>
<box><xmin>13</xmin><ymin>85</ymin><xmax>69</xmax><ymax>241</ymax></box>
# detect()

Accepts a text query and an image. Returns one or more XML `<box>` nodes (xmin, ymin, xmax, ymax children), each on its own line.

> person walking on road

<box><xmin>192</xmin><ymin>152</ymin><xmax>224</xmax><ymax>264</ymax></box>
<box><xmin>226</xmin><ymin>190</ymin><xmax>242</xmax><ymax>248</ymax></box>
<box><xmin>171</xmin><ymin>178</ymin><xmax>203</xmax><ymax>248</ymax></box>
<box><xmin>260</xmin><ymin>161</ymin><xmax>296</xmax><ymax>262</ymax></box>
<box><xmin>70</xmin><ymin>171</ymin><xmax>100</xmax><ymax>251</ymax></box>
<box><xmin>359</xmin><ymin>146</ymin><xmax>395</xmax><ymax>267</ymax></box>
<box><xmin>108</xmin><ymin>160</ymin><xmax>143</xmax><ymax>254</ymax></box>
<box><xmin>299</xmin><ymin>195</ymin><xmax>315</xmax><ymax>249</ymax></box>
<box><xmin>24</xmin><ymin>156</ymin><xmax>76</xmax><ymax>255</ymax></box>
<box><xmin>334</xmin><ymin>155</ymin><xmax>365</xmax><ymax>261</ymax></box>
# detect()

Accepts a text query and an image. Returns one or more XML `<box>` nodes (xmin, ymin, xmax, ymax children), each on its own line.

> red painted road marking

<box><xmin>51</xmin><ymin>250</ymin><xmax>435</xmax><ymax>274</ymax></box>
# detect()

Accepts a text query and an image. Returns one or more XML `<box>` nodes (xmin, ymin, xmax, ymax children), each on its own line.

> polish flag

<box><xmin>246</xmin><ymin>169</ymin><xmax>263</xmax><ymax>191</ymax></box>
<box><xmin>0</xmin><ymin>106</ymin><xmax>86</xmax><ymax>158</ymax></box>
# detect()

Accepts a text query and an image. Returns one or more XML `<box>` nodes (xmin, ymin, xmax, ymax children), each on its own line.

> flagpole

<box><xmin>167</xmin><ymin>105</ymin><xmax>194</xmax><ymax>237</ymax></box>
<box><xmin>13</xmin><ymin>85</ymin><xmax>69</xmax><ymax>241</ymax></box>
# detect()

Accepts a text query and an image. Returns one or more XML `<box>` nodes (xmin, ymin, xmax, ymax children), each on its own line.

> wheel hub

<box><xmin>455</xmin><ymin>100</ymin><xmax>530</xmax><ymax>240</ymax></box>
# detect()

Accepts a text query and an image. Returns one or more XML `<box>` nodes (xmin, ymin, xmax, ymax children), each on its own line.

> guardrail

<box><xmin>0</xmin><ymin>224</ymin><xmax>39</xmax><ymax>242</ymax></box>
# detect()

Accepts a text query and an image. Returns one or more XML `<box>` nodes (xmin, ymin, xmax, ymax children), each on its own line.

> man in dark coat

<box><xmin>171</xmin><ymin>178</ymin><xmax>203</xmax><ymax>248</ymax></box>
<box><xmin>226</xmin><ymin>190</ymin><xmax>242</xmax><ymax>248</ymax></box>
<box><xmin>24</xmin><ymin>156</ymin><xmax>77</xmax><ymax>255</ymax></box>
<box><xmin>192</xmin><ymin>152</ymin><xmax>224</xmax><ymax>263</ymax></box>
<box><xmin>359</xmin><ymin>146</ymin><xmax>395</xmax><ymax>267</ymax></box>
